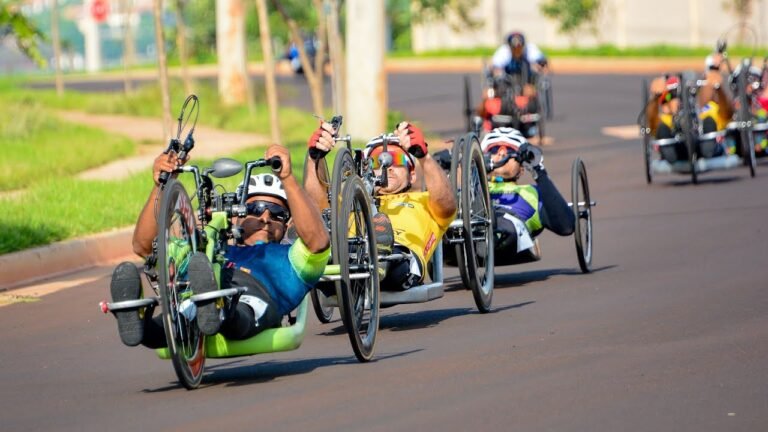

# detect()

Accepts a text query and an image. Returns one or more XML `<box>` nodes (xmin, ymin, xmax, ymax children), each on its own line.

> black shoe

<box><xmin>110</xmin><ymin>262</ymin><xmax>144</xmax><ymax>347</ymax></box>
<box><xmin>189</xmin><ymin>252</ymin><xmax>221</xmax><ymax>336</ymax></box>
<box><xmin>373</xmin><ymin>212</ymin><xmax>394</xmax><ymax>256</ymax></box>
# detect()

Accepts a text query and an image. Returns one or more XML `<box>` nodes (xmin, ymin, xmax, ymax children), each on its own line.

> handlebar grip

<box><xmin>158</xmin><ymin>170</ymin><xmax>171</xmax><ymax>185</ymax></box>
<box><xmin>308</xmin><ymin>147</ymin><xmax>328</xmax><ymax>160</ymax></box>
<box><xmin>268</xmin><ymin>156</ymin><xmax>282</xmax><ymax>172</ymax></box>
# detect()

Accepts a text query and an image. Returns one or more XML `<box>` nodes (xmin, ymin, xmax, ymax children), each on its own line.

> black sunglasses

<box><xmin>245</xmin><ymin>200</ymin><xmax>290</xmax><ymax>222</ymax></box>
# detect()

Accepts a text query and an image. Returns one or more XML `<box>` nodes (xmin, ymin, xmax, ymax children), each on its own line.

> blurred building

<box><xmin>412</xmin><ymin>0</ymin><xmax>768</xmax><ymax>52</ymax></box>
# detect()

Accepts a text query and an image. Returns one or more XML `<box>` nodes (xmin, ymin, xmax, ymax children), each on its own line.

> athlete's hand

<box><xmin>308</xmin><ymin>122</ymin><xmax>336</xmax><ymax>159</ymax></box>
<box><xmin>266</xmin><ymin>144</ymin><xmax>292</xmax><ymax>180</ymax></box>
<box><xmin>153</xmin><ymin>152</ymin><xmax>188</xmax><ymax>186</ymax></box>
<box><xmin>396</xmin><ymin>122</ymin><xmax>428</xmax><ymax>159</ymax></box>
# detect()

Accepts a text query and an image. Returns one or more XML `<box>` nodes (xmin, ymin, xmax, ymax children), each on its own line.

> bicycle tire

<box><xmin>449</xmin><ymin>135</ymin><xmax>473</xmax><ymax>290</ymax></box>
<box><xmin>157</xmin><ymin>179</ymin><xmax>206</xmax><ymax>389</ymax></box>
<box><xmin>332</xmin><ymin>176</ymin><xmax>380</xmax><ymax>362</ymax></box>
<box><xmin>571</xmin><ymin>159</ymin><xmax>593</xmax><ymax>273</ymax></box>
<box><xmin>459</xmin><ymin>134</ymin><xmax>494</xmax><ymax>312</ymax></box>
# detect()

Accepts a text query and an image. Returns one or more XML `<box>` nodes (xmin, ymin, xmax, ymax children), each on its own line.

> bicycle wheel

<box><xmin>332</xmin><ymin>176</ymin><xmax>380</xmax><ymax>362</ymax></box>
<box><xmin>463</xmin><ymin>74</ymin><xmax>473</xmax><ymax>132</ymax></box>
<box><xmin>302</xmin><ymin>152</ymin><xmax>334</xmax><ymax>323</ymax></box>
<box><xmin>641</xmin><ymin>79</ymin><xmax>653</xmax><ymax>184</ymax></box>
<box><xmin>157</xmin><ymin>179</ymin><xmax>205</xmax><ymax>389</ymax></box>
<box><xmin>459</xmin><ymin>134</ymin><xmax>494</xmax><ymax>312</ymax></box>
<box><xmin>449</xmin><ymin>135</ymin><xmax>472</xmax><ymax>290</ymax></box>
<box><xmin>737</xmin><ymin>67</ymin><xmax>757</xmax><ymax>178</ymax></box>
<box><xmin>680</xmin><ymin>78</ymin><xmax>698</xmax><ymax>184</ymax></box>
<box><xmin>571</xmin><ymin>159</ymin><xmax>593</xmax><ymax>273</ymax></box>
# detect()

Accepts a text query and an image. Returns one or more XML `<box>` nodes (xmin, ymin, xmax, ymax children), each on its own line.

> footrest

<box><xmin>190</xmin><ymin>286</ymin><xmax>247</xmax><ymax>303</ymax></box>
<box><xmin>380</xmin><ymin>282</ymin><xmax>444</xmax><ymax>306</ymax></box>
<box><xmin>101</xmin><ymin>297</ymin><xmax>158</xmax><ymax>313</ymax></box>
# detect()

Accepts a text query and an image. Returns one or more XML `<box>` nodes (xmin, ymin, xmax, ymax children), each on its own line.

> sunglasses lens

<box><xmin>246</xmin><ymin>201</ymin><xmax>289</xmax><ymax>222</ymax></box>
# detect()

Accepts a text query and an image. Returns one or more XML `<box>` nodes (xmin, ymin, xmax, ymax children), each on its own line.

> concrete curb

<box><xmin>0</xmin><ymin>227</ymin><xmax>136</xmax><ymax>292</ymax></box>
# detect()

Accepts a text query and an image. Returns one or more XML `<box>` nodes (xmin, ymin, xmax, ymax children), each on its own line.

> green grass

<box><xmin>0</xmin><ymin>99</ymin><xmax>135</xmax><ymax>191</ymax></box>
<box><xmin>0</xmin><ymin>76</ymin><xmax>409</xmax><ymax>254</ymax></box>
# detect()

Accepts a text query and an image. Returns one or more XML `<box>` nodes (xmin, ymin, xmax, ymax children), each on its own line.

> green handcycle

<box><xmin>101</xmin><ymin>97</ymin><xmax>371</xmax><ymax>389</ymax></box>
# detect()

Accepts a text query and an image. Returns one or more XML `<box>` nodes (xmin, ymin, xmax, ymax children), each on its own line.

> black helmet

<box><xmin>506</xmin><ymin>32</ymin><xmax>526</xmax><ymax>48</ymax></box>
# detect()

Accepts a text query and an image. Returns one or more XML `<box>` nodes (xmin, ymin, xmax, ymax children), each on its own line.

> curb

<box><xmin>0</xmin><ymin>227</ymin><xmax>136</xmax><ymax>292</ymax></box>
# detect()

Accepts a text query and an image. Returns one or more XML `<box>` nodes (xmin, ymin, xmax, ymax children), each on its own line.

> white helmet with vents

<box><xmin>238</xmin><ymin>173</ymin><xmax>287</xmax><ymax>204</ymax></box>
<box><xmin>480</xmin><ymin>127</ymin><xmax>528</xmax><ymax>153</ymax></box>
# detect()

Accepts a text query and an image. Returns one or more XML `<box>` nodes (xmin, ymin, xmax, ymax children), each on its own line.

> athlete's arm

<box><xmin>132</xmin><ymin>152</ymin><xmax>186</xmax><ymax>257</ymax></box>
<box><xmin>266</xmin><ymin>144</ymin><xmax>330</xmax><ymax>254</ymax></box>
<box><xmin>304</xmin><ymin>122</ymin><xmax>336</xmax><ymax>212</ymax></box>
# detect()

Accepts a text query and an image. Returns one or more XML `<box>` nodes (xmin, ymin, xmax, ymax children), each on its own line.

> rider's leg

<box><xmin>110</xmin><ymin>262</ymin><xmax>145</xmax><ymax>346</ymax></box>
<box><xmin>218</xmin><ymin>268</ymin><xmax>282</xmax><ymax>340</ymax></box>
<box><xmin>110</xmin><ymin>262</ymin><xmax>167</xmax><ymax>348</ymax></box>
<box><xmin>380</xmin><ymin>246</ymin><xmax>423</xmax><ymax>291</ymax></box>
<box><xmin>189</xmin><ymin>252</ymin><xmax>222</xmax><ymax>336</ymax></box>
<box><xmin>494</xmin><ymin>207</ymin><xmax>520</xmax><ymax>252</ymax></box>
<box><xmin>536</xmin><ymin>170</ymin><xmax>575</xmax><ymax>236</ymax></box>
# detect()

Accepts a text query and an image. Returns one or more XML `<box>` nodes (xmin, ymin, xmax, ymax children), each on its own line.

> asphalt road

<box><xmin>3</xmin><ymin>72</ymin><xmax>768</xmax><ymax>432</ymax></box>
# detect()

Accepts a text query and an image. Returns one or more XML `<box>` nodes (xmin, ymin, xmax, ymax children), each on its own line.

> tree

<box><xmin>410</xmin><ymin>0</ymin><xmax>480</xmax><ymax>32</ymax></box>
<box><xmin>0</xmin><ymin>1</ymin><xmax>46</xmax><ymax>67</ymax></box>
<box><xmin>540</xmin><ymin>0</ymin><xmax>601</xmax><ymax>39</ymax></box>
<box><xmin>255</xmin><ymin>0</ymin><xmax>282</xmax><ymax>145</ymax></box>
<box><xmin>153</xmin><ymin>0</ymin><xmax>173</xmax><ymax>141</ymax></box>
<box><xmin>173</xmin><ymin>0</ymin><xmax>193</xmax><ymax>95</ymax></box>
<box><xmin>271</xmin><ymin>0</ymin><xmax>327</xmax><ymax>116</ymax></box>
<box><xmin>51</xmin><ymin>0</ymin><xmax>63</xmax><ymax>95</ymax></box>
<box><xmin>722</xmin><ymin>0</ymin><xmax>753</xmax><ymax>45</ymax></box>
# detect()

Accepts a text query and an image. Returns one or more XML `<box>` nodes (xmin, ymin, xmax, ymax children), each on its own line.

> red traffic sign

<box><xmin>91</xmin><ymin>0</ymin><xmax>109</xmax><ymax>23</ymax></box>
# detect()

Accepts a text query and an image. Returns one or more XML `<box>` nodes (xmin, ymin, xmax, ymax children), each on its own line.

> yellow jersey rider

<box><xmin>646</xmin><ymin>53</ymin><xmax>734</xmax><ymax>160</ymax></box>
<box><xmin>304</xmin><ymin>121</ymin><xmax>457</xmax><ymax>291</ymax></box>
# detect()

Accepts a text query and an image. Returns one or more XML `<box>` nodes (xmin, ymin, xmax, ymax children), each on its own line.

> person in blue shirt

<box><xmin>108</xmin><ymin>144</ymin><xmax>330</xmax><ymax>348</ymax></box>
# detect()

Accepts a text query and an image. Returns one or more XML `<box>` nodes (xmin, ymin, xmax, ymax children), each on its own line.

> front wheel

<box><xmin>332</xmin><ymin>176</ymin><xmax>380</xmax><ymax>362</ymax></box>
<box><xmin>449</xmin><ymin>135</ymin><xmax>472</xmax><ymax>291</ymax></box>
<box><xmin>571</xmin><ymin>159</ymin><xmax>593</xmax><ymax>273</ymax></box>
<box><xmin>459</xmin><ymin>133</ymin><xmax>494</xmax><ymax>312</ymax></box>
<box><xmin>157</xmin><ymin>179</ymin><xmax>206</xmax><ymax>389</ymax></box>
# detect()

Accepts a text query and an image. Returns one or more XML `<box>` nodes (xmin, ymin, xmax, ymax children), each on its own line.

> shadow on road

<box><xmin>379</xmin><ymin>300</ymin><xmax>536</xmax><ymax>332</ymax></box>
<box><xmin>494</xmin><ymin>265</ymin><xmax>616</xmax><ymax>288</ymax></box>
<box><xmin>667</xmin><ymin>175</ymin><xmax>741</xmax><ymax>186</ymax></box>
<box><xmin>142</xmin><ymin>350</ymin><xmax>424</xmax><ymax>391</ymax></box>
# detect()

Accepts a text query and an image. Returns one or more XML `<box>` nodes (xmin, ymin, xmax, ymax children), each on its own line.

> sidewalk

<box><xmin>0</xmin><ymin>110</ymin><xmax>271</xmax><ymax>293</ymax></box>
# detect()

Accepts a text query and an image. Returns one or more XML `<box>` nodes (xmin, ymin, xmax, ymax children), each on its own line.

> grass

<box><xmin>0</xmin><ymin>98</ymin><xmax>135</xmax><ymax>191</ymax></box>
<box><xmin>0</xmin><ymin>75</ymin><xmax>409</xmax><ymax>254</ymax></box>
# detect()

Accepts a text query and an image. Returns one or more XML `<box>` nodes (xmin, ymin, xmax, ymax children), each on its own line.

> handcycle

<box><xmin>639</xmin><ymin>38</ymin><xmax>760</xmax><ymax>184</ymax></box>
<box><xmin>639</xmin><ymin>72</ymin><xmax>755</xmax><ymax>185</ymax></box>
<box><xmin>100</xmin><ymin>97</ymin><xmax>370</xmax><ymax>389</ymax></box>
<box><xmin>463</xmin><ymin>68</ymin><xmax>546</xmax><ymax>143</ymax></box>
<box><xmin>443</xmin><ymin>136</ymin><xmax>594</xmax><ymax>276</ymax></box>
<box><xmin>307</xmin><ymin>126</ymin><xmax>495</xmax><ymax>336</ymax></box>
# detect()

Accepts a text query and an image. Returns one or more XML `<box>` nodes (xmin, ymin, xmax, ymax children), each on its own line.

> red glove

<box><xmin>405</xmin><ymin>123</ymin><xmax>428</xmax><ymax>158</ymax></box>
<box><xmin>307</xmin><ymin>126</ymin><xmax>327</xmax><ymax>160</ymax></box>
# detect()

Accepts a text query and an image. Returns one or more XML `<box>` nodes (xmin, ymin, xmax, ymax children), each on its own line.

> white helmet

<box><xmin>238</xmin><ymin>173</ymin><xmax>287</xmax><ymax>204</ymax></box>
<box><xmin>480</xmin><ymin>127</ymin><xmax>527</xmax><ymax>153</ymax></box>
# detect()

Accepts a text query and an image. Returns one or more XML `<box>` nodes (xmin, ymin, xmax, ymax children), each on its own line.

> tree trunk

<box><xmin>121</xmin><ymin>0</ymin><xmax>135</xmax><ymax>95</ymax></box>
<box><xmin>326</xmin><ymin>0</ymin><xmax>345</xmax><ymax>118</ymax></box>
<box><xmin>217</xmin><ymin>0</ymin><xmax>250</xmax><ymax>106</ymax></box>
<box><xmin>174</xmin><ymin>0</ymin><xmax>193</xmax><ymax>95</ymax></box>
<box><xmin>51</xmin><ymin>0</ymin><xmax>64</xmax><ymax>96</ymax></box>
<box><xmin>346</xmin><ymin>0</ymin><xmax>386</xmax><ymax>138</ymax></box>
<box><xmin>153</xmin><ymin>0</ymin><xmax>173</xmax><ymax>141</ymax></box>
<box><xmin>255</xmin><ymin>0</ymin><xmax>282</xmax><ymax>145</ymax></box>
<box><xmin>271</xmin><ymin>0</ymin><xmax>324</xmax><ymax>116</ymax></box>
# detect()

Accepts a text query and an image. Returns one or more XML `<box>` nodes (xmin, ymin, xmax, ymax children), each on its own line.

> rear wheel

<box><xmin>332</xmin><ymin>176</ymin><xmax>379</xmax><ymax>362</ymax></box>
<box><xmin>571</xmin><ymin>159</ymin><xmax>593</xmax><ymax>273</ymax></box>
<box><xmin>449</xmin><ymin>135</ymin><xmax>472</xmax><ymax>290</ymax></box>
<box><xmin>459</xmin><ymin>134</ymin><xmax>494</xmax><ymax>312</ymax></box>
<box><xmin>737</xmin><ymin>66</ymin><xmax>757</xmax><ymax>178</ymax></box>
<box><xmin>642</xmin><ymin>79</ymin><xmax>653</xmax><ymax>184</ymax></box>
<box><xmin>680</xmin><ymin>78</ymin><xmax>699</xmax><ymax>184</ymax></box>
<box><xmin>302</xmin><ymin>153</ymin><xmax>334</xmax><ymax>323</ymax></box>
<box><xmin>157</xmin><ymin>179</ymin><xmax>205</xmax><ymax>389</ymax></box>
